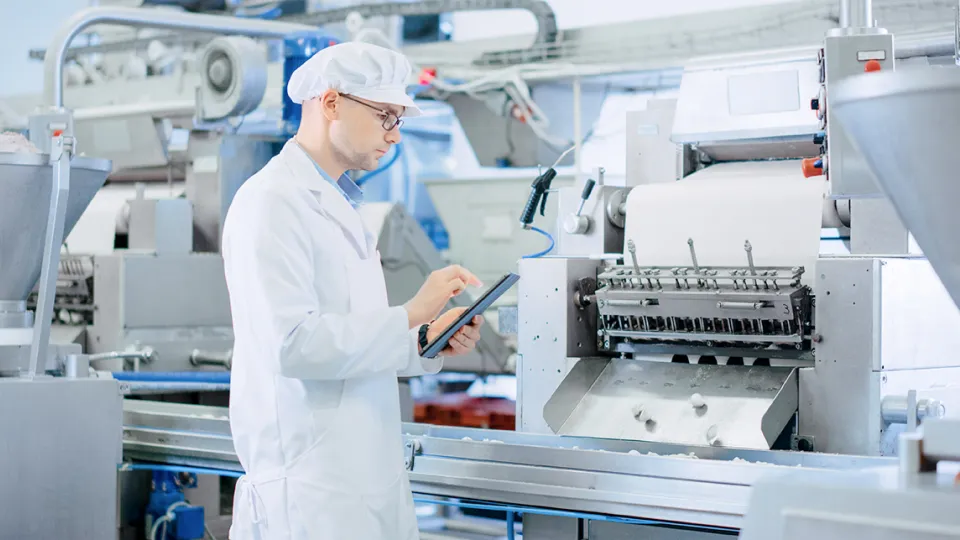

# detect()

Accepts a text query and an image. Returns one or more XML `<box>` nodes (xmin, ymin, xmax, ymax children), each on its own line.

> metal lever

<box><xmin>744</xmin><ymin>240</ymin><xmax>759</xmax><ymax>289</ymax></box>
<box><xmin>576</xmin><ymin>178</ymin><xmax>596</xmax><ymax>217</ymax></box>
<box><xmin>628</xmin><ymin>239</ymin><xmax>641</xmax><ymax>276</ymax></box>
<box><xmin>687</xmin><ymin>238</ymin><xmax>699</xmax><ymax>273</ymax></box>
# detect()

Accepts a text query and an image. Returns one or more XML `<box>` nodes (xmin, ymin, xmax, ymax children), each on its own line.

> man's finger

<box><xmin>445</xmin><ymin>264</ymin><xmax>482</xmax><ymax>288</ymax></box>
<box><xmin>446</xmin><ymin>277</ymin><xmax>466</xmax><ymax>297</ymax></box>
<box><xmin>460</xmin><ymin>325</ymin><xmax>481</xmax><ymax>341</ymax></box>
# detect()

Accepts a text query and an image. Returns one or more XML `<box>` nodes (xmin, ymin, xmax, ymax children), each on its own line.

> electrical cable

<box><xmin>522</xmin><ymin>226</ymin><xmax>554</xmax><ymax>259</ymax></box>
<box><xmin>357</xmin><ymin>143</ymin><xmax>403</xmax><ymax>186</ymax></box>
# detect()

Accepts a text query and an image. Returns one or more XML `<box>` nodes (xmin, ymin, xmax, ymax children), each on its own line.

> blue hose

<box><xmin>357</xmin><ymin>143</ymin><xmax>402</xmax><ymax>185</ymax></box>
<box><xmin>522</xmin><ymin>226</ymin><xmax>555</xmax><ymax>258</ymax></box>
<box><xmin>112</xmin><ymin>371</ymin><xmax>230</xmax><ymax>384</ymax></box>
<box><xmin>120</xmin><ymin>463</ymin><xmax>243</xmax><ymax>478</ymax></box>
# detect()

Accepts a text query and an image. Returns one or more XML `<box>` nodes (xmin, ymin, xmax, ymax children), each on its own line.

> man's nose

<box><xmin>385</xmin><ymin>127</ymin><xmax>402</xmax><ymax>145</ymax></box>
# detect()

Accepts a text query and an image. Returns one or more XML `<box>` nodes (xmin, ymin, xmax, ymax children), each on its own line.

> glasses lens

<box><xmin>383</xmin><ymin>114</ymin><xmax>400</xmax><ymax>131</ymax></box>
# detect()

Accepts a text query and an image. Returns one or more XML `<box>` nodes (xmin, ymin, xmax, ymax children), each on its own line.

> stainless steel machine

<box><xmin>742</xmin><ymin>33</ymin><xmax>960</xmax><ymax>540</ymax></box>
<box><xmin>120</xmin><ymin>6</ymin><xmax>960</xmax><ymax>540</ymax></box>
<box><xmin>0</xmin><ymin>140</ymin><xmax>122</xmax><ymax>540</ymax></box>
<box><xmin>8</xmin><ymin>3</ymin><xmax>957</xmax><ymax>539</ymax></box>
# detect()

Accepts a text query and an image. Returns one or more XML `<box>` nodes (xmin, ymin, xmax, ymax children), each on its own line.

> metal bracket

<box><xmin>404</xmin><ymin>439</ymin><xmax>421</xmax><ymax>471</ymax></box>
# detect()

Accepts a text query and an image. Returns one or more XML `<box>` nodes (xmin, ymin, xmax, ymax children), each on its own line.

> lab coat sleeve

<box><xmin>398</xmin><ymin>328</ymin><xmax>443</xmax><ymax>378</ymax></box>
<box><xmin>230</xmin><ymin>191</ymin><xmax>413</xmax><ymax>381</ymax></box>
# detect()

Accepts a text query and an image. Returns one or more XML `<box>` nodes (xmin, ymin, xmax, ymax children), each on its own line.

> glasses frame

<box><xmin>339</xmin><ymin>93</ymin><xmax>404</xmax><ymax>131</ymax></box>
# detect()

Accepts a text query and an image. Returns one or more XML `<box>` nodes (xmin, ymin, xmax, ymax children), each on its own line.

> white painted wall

<box><xmin>451</xmin><ymin>0</ymin><xmax>800</xmax><ymax>41</ymax></box>
<box><xmin>0</xmin><ymin>0</ymin><xmax>93</xmax><ymax>98</ymax></box>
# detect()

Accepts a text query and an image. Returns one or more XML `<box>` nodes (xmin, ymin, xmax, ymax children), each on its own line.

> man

<box><xmin>222</xmin><ymin>41</ymin><xmax>484</xmax><ymax>540</ymax></box>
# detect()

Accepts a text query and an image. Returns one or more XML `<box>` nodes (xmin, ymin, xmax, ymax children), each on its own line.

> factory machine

<box><xmin>120</xmin><ymin>4</ymin><xmax>960</xmax><ymax>540</ymax></box>
<box><xmin>4</xmin><ymin>3</ymin><xmax>960</xmax><ymax>540</ymax></box>
<box><xmin>29</xmin><ymin>12</ymin><xmax>514</xmax><ymax>377</ymax></box>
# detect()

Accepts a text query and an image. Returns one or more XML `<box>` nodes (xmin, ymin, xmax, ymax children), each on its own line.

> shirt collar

<box><xmin>292</xmin><ymin>139</ymin><xmax>364</xmax><ymax>209</ymax></box>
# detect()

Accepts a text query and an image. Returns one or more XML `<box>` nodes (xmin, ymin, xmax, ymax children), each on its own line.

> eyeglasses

<box><xmin>339</xmin><ymin>93</ymin><xmax>404</xmax><ymax>131</ymax></box>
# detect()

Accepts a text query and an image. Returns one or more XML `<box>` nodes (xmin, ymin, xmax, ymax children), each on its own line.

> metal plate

<box><xmin>543</xmin><ymin>358</ymin><xmax>798</xmax><ymax>449</ymax></box>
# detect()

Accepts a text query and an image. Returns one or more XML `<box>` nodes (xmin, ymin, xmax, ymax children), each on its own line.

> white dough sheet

<box><xmin>623</xmin><ymin>160</ymin><xmax>826</xmax><ymax>287</ymax></box>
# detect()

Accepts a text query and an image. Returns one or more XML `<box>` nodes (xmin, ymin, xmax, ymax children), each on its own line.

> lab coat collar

<box><xmin>279</xmin><ymin>140</ymin><xmax>370</xmax><ymax>258</ymax></box>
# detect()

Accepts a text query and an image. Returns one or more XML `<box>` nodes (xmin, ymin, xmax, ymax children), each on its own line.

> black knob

<box><xmin>810</xmin><ymin>98</ymin><xmax>820</xmax><ymax>110</ymax></box>
<box><xmin>813</xmin><ymin>133</ymin><xmax>825</xmax><ymax>145</ymax></box>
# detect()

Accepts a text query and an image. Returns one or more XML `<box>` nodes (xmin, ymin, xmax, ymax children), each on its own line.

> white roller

<box><xmin>197</xmin><ymin>36</ymin><xmax>268</xmax><ymax>121</ymax></box>
<box><xmin>623</xmin><ymin>160</ymin><xmax>825</xmax><ymax>286</ymax></box>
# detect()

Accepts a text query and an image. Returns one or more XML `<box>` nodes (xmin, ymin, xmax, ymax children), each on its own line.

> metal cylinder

<box><xmin>839</xmin><ymin>0</ymin><xmax>873</xmax><ymax>28</ymax></box>
<box><xmin>63</xmin><ymin>354</ymin><xmax>89</xmax><ymax>379</ymax></box>
<box><xmin>881</xmin><ymin>394</ymin><xmax>946</xmax><ymax>424</ymax></box>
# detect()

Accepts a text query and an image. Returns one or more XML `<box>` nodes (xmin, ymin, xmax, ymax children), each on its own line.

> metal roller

<box><xmin>197</xmin><ymin>36</ymin><xmax>268</xmax><ymax>121</ymax></box>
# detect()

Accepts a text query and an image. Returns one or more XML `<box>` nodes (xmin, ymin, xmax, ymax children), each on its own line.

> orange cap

<box><xmin>802</xmin><ymin>157</ymin><xmax>824</xmax><ymax>178</ymax></box>
<box><xmin>864</xmin><ymin>60</ymin><xmax>882</xmax><ymax>73</ymax></box>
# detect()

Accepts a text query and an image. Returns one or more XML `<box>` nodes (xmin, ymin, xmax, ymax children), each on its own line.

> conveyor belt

<box><xmin>122</xmin><ymin>400</ymin><xmax>893</xmax><ymax>530</ymax></box>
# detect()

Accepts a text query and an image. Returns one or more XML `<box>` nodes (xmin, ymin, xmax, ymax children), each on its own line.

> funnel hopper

<box><xmin>0</xmin><ymin>152</ymin><xmax>111</xmax><ymax>302</ymax></box>
<box><xmin>830</xmin><ymin>67</ymin><xmax>960</xmax><ymax>310</ymax></box>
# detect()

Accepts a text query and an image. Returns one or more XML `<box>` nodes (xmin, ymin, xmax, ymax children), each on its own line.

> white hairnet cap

<box><xmin>287</xmin><ymin>41</ymin><xmax>422</xmax><ymax>117</ymax></box>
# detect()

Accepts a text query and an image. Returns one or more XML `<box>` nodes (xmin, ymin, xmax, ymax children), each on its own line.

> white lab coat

<box><xmin>222</xmin><ymin>140</ymin><xmax>441</xmax><ymax>540</ymax></box>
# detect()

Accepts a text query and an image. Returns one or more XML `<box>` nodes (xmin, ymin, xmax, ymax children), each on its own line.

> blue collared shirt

<box><xmin>294</xmin><ymin>141</ymin><xmax>364</xmax><ymax>209</ymax></box>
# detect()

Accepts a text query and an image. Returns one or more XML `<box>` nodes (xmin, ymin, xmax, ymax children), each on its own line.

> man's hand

<box><xmin>423</xmin><ymin>307</ymin><xmax>484</xmax><ymax>357</ymax></box>
<box><xmin>404</xmin><ymin>265</ymin><xmax>482</xmax><ymax>329</ymax></box>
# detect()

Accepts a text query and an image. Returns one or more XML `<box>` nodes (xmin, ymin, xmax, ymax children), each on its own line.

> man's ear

<box><xmin>319</xmin><ymin>89</ymin><xmax>340</xmax><ymax>121</ymax></box>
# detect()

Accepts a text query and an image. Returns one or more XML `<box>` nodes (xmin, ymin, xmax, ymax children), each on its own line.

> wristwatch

<box><xmin>417</xmin><ymin>323</ymin><xmax>430</xmax><ymax>353</ymax></box>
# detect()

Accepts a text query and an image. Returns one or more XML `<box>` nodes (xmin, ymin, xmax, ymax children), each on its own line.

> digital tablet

<box><xmin>421</xmin><ymin>272</ymin><xmax>520</xmax><ymax>359</ymax></box>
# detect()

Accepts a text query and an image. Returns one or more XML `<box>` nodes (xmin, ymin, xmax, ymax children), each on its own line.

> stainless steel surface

<box><xmin>670</xmin><ymin>51</ymin><xmax>821</xmax><ymax>161</ymax></box>
<box><xmin>823</xmin><ymin>31</ymin><xmax>894</xmax><ymax>198</ymax></box>
<box><xmin>741</xmin><ymin>462</ymin><xmax>960</xmax><ymax>539</ymax></box>
<box><xmin>0</xmin><ymin>152</ymin><xmax>110</xmax><ymax>302</ymax></box>
<box><xmin>517</xmin><ymin>257</ymin><xmax>601</xmax><ymax>434</ymax></box>
<box><xmin>43</xmin><ymin>6</ymin><xmax>314</xmax><ymax>108</ymax></box>
<box><xmin>849</xmin><ymin>198</ymin><xmax>909</xmax><ymax>254</ymax></box>
<box><xmin>0</xmin><ymin>301</ymin><xmax>31</xmax><ymax>329</ymax></box>
<box><xmin>122</xmin><ymin>400</ymin><xmax>894</xmax><ymax>530</ymax></box>
<box><xmin>800</xmin><ymin>257</ymin><xmax>882</xmax><ymax>455</ymax></box>
<box><xmin>626</xmin><ymin>101</ymin><xmax>681</xmax><ymax>186</ymax></box>
<box><xmin>0</xmin><ymin>378</ymin><xmax>121</xmax><ymax>540</ymax></box>
<box><xmin>830</xmin><ymin>67</ymin><xmax>960</xmax><ymax>310</ymax></box>
<box><xmin>544</xmin><ymin>358</ymin><xmax>798</xmax><ymax>449</ymax></box>
<box><xmin>87</xmin><ymin>253</ymin><xmax>234</xmax><ymax>370</ymax></box>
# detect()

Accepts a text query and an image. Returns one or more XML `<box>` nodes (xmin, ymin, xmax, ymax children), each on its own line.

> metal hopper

<box><xmin>0</xmin><ymin>152</ymin><xmax>111</xmax><ymax>302</ymax></box>
<box><xmin>830</xmin><ymin>67</ymin><xmax>960</xmax><ymax>310</ymax></box>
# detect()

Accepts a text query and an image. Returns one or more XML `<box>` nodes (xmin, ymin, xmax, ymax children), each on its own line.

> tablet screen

<box><xmin>421</xmin><ymin>272</ymin><xmax>520</xmax><ymax>359</ymax></box>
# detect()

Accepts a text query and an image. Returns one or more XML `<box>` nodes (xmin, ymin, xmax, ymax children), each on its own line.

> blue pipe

<box><xmin>121</xmin><ymin>463</ymin><xmax>243</xmax><ymax>478</ymax></box>
<box><xmin>357</xmin><ymin>143</ymin><xmax>403</xmax><ymax>186</ymax></box>
<box><xmin>112</xmin><ymin>371</ymin><xmax>230</xmax><ymax>384</ymax></box>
